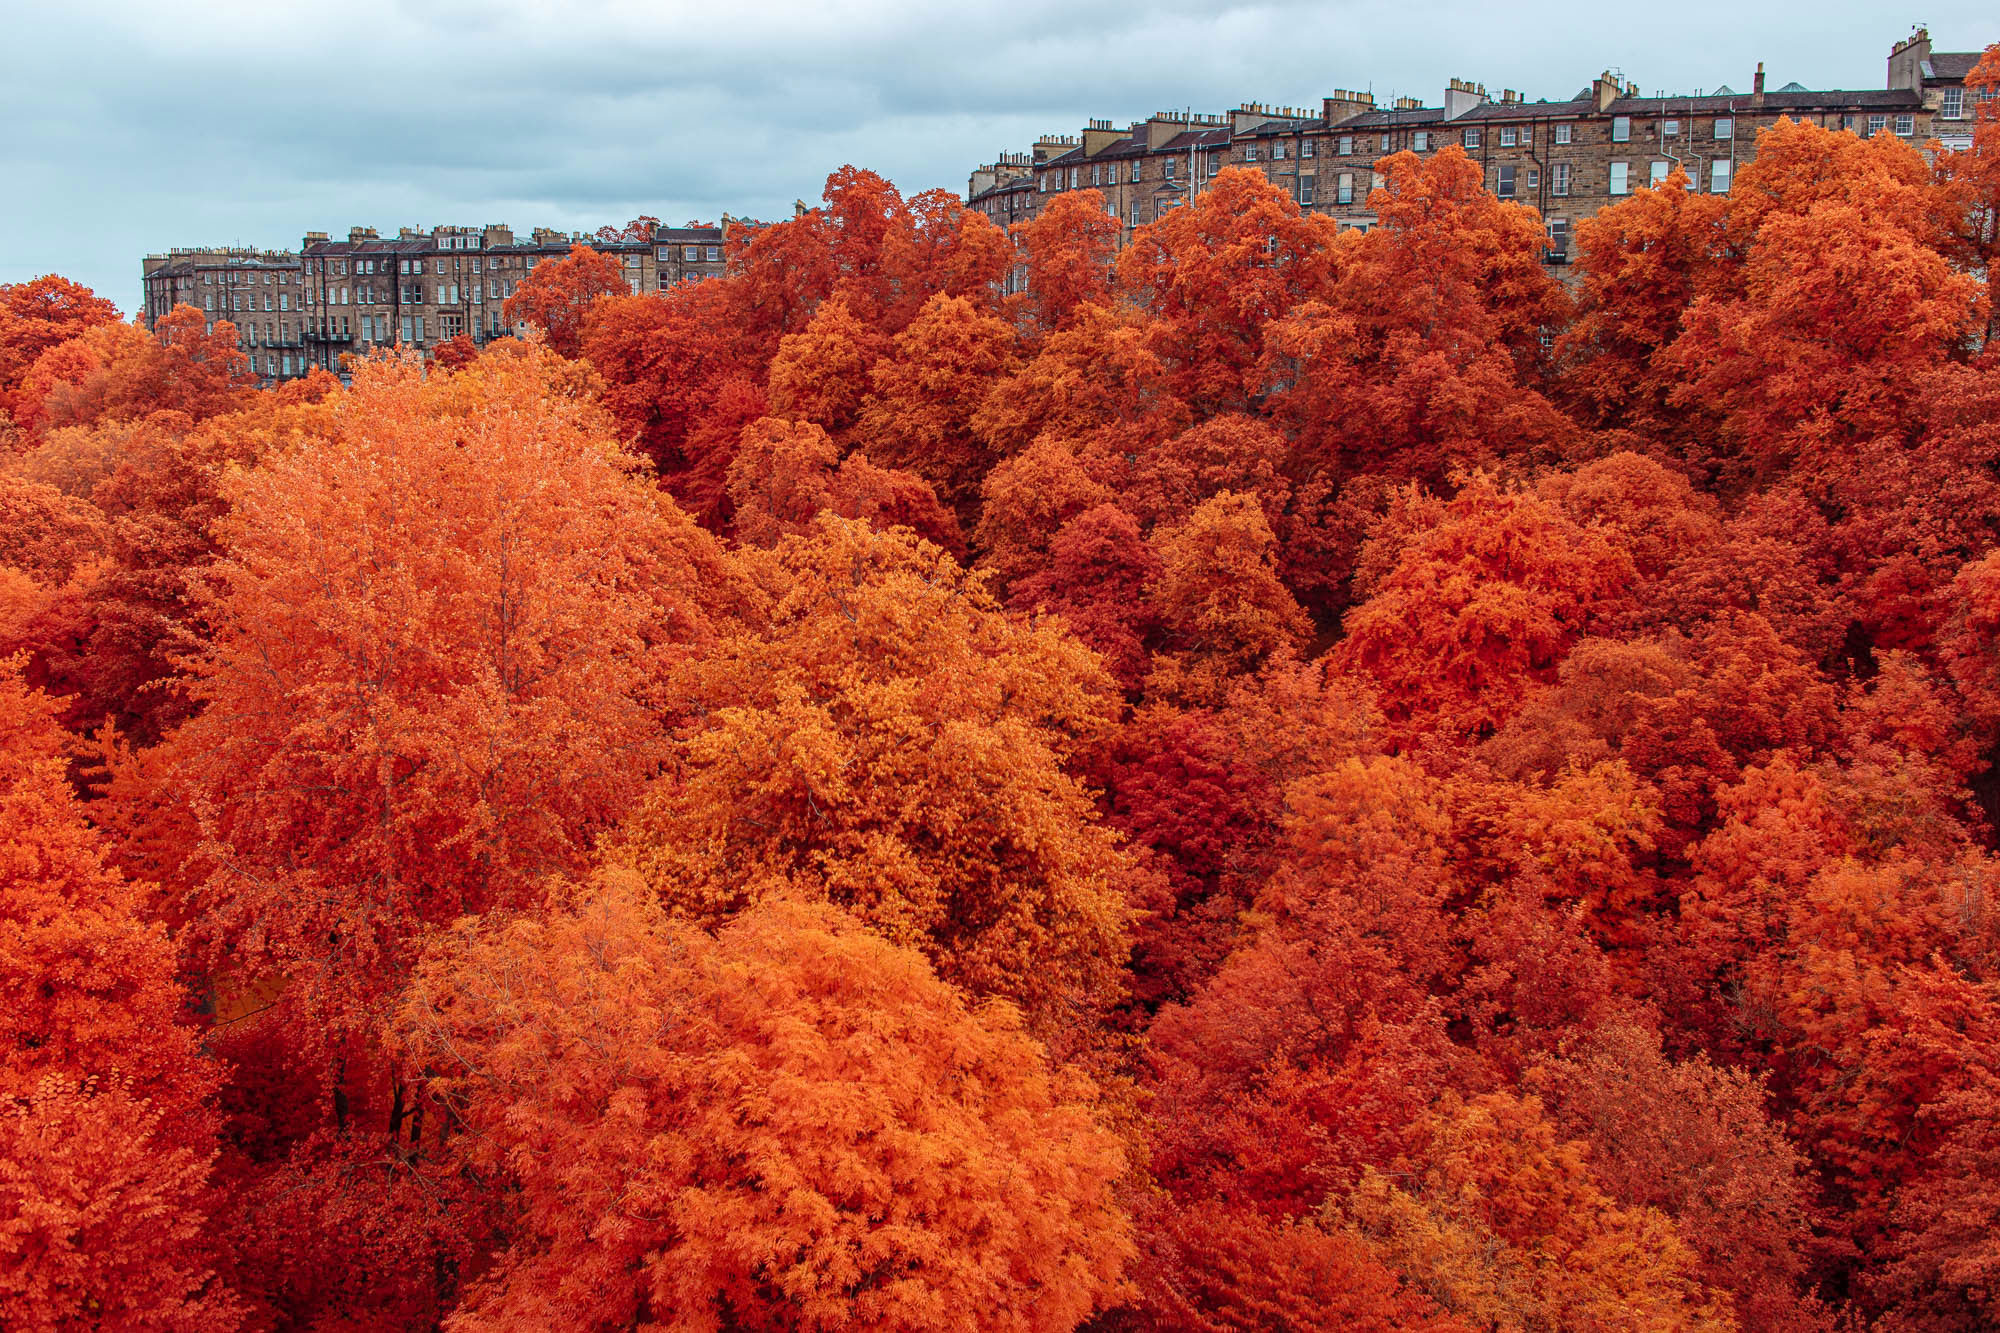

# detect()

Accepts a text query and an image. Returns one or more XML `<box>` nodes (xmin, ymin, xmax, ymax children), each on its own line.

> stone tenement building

<box><xmin>143</xmin><ymin>29</ymin><xmax>1987</xmax><ymax>381</ymax></box>
<box><xmin>969</xmin><ymin>27</ymin><xmax>1989</xmax><ymax>270</ymax></box>
<box><xmin>142</xmin><ymin>220</ymin><xmax>741</xmax><ymax>383</ymax></box>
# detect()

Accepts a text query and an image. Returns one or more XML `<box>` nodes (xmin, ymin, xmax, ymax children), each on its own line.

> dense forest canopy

<box><xmin>3</xmin><ymin>50</ymin><xmax>2000</xmax><ymax>1331</ymax></box>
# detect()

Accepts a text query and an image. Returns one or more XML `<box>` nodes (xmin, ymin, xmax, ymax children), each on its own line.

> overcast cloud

<box><xmin>2</xmin><ymin>0</ymin><xmax>1992</xmax><ymax>310</ymax></box>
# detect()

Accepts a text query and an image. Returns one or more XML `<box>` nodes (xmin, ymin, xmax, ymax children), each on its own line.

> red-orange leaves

<box><xmin>0</xmin><ymin>275</ymin><xmax>121</xmax><ymax>422</ymax></box>
<box><xmin>614</xmin><ymin>515</ymin><xmax>1131</xmax><ymax>1030</ymax></box>
<box><xmin>1148</xmin><ymin>491</ymin><xmax>1310</xmax><ymax>703</ymax></box>
<box><xmin>856</xmin><ymin>291</ymin><xmax>1019</xmax><ymax>505</ymax></box>
<box><xmin>166</xmin><ymin>349</ymin><xmax>730</xmax><ymax>1041</ymax></box>
<box><xmin>500</xmin><ymin>242</ymin><xmax>628</xmax><ymax>357</ymax></box>
<box><xmin>1336</xmin><ymin>475</ymin><xmax>1633</xmax><ymax>740</ymax></box>
<box><xmin>1118</xmin><ymin>166</ymin><xmax>1340</xmax><ymax>413</ymax></box>
<box><xmin>1013</xmin><ymin>188</ymin><xmax>1121</xmax><ymax>333</ymax></box>
<box><xmin>399</xmin><ymin>877</ymin><xmax>1134</xmax><ymax>1332</ymax></box>
<box><xmin>0</xmin><ymin>659</ymin><xmax>235</xmax><ymax>1332</ymax></box>
<box><xmin>1344</xmin><ymin>1091</ymin><xmax>1734</xmax><ymax>1331</ymax></box>
<box><xmin>1661</xmin><ymin>119</ymin><xmax>1981</xmax><ymax>475</ymax></box>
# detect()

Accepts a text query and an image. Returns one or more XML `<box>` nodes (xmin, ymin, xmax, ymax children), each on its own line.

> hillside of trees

<box><xmin>3</xmin><ymin>49</ymin><xmax>1999</xmax><ymax>1331</ymax></box>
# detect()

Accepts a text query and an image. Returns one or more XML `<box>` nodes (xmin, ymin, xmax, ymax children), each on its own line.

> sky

<box><xmin>2</xmin><ymin>0</ymin><xmax>1992</xmax><ymax>313</ymax></box>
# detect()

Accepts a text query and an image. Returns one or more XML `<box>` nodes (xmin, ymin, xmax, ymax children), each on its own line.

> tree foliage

<box><xmin>13</xmin><ymin>113</ymin><xmax>2000</xmax><ymax>1327</ymax></box>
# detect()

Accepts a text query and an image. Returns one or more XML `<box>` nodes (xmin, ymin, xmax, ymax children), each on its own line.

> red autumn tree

<box><xmin>20</xmin><ymin>393</ymin><xmax>341</xmax><ymax>746</ymax></box>
<box><xmin>1935</xmin><ymin>45</ymin><xmax>2000</xmax><ymax>343</ymax></box>
<box><xmin>1117</xmin><ymin>166</ymin><xmax>1340</xmax><ymax>412</ymax></box>
<box><xmin>826</xmin><ymin>450</ymin><xmax>966</xmax><ymax>556</ymax></box>
<box><xmin>595</xmin><ymin>214</ymin><xmax>660</xmax><ymax>245</ymax></box>
<box><xmin>398</xmin><ymin>876</ymin><xmax>1134</xmax><ymax>1331</ymax></box>
<box><xmin>0</xmin><ymin>657</ymin><xmax>238</xmax><ymax>1332</ymax></box>
<box><xmin>501</xmin><ymin>242</ymin><xmax>628</xmax><ymax>357</ymax></box>
<box><xmin>1559</xmin><ymin>171</ymin><xmax>1726</xmax><ymax>446</ymax></box>
<box><xmin>1335</xmin><ymin>474</ymin><xmax>1634</xmax><ymax>740</ymax></box>
<box><xmin>430</xmin><ymin>332</ymin><xmax>478</xmax><ymax>371</ymax></box>
<box><xmin>0</xmin><ymin>275</ymin><xmax>121</xmax><ymax>422</ymax></box>
<box><xmin>1879</xmin><ymin>1067</ymin><xmax>2000</xmax><ymax>1331</ymax></box>
<box><xmin>1077</xmin><ymin>703</ymin><xmax>1275</xmax><ymax>1007</ymax></box>
<box><xmin>0</xmin><ymin>473</ymin><xmax>108</xmax><ymax>584</ymax></box>
<box><xmin>1013</xmin><ymin>188</ymin><xmax>1121</xmax><ymax>333</ymax></box>
<box><xmin>214</xmin><ymin>1122</ymin><xmax>491</xmax><ymax>1333</ymax></box>
<box><xmin>1266</xmin><ymin>146</ymin><xmax>1576</xmax><ymax>483</ymax></box>
<box><xmin>882</xmin><ymin>186</ymin><xmax>1014</xmax><ymax>324</ymax></box>
<box><xmin>1147</xmin><ymin>755</ymin><xmax>1465</xmax><ymax>1214</ymax></box>
<box><xmin>1938</xmin><ymin>547</ymin><xmax>2000</xmax><ymax>737</ymax></box>
<box><xmin>726</xmin><ymin>415</ymin><xmax>841</xmax><ymax>546</ymax></box>
<box><xmin>1123</xmin><ymin>413</ymin><xmax>1291</xmax><ymax>534</ymax></box>
<box><xmin>725</xmin><ymin>415</ymin><xmax>961</xmax><ymax>554</ymax></box>
<box><xmin>581</xmin><ymin>278</ymin><xmax>765</xmax><ymax>500</ymax></box>
<box><xmin>1527</xmin><ymin>1023</ymin><xmax>1825</xmax><ymax>1330</ymax></box>
<box><xmin>1122</xmin><ymin>1196</ymin><xmax>1464</xmax><ymax>1332</ymax></box>
<box><xmin>1661</xmin><ymin>119</ymin><xmax>1981</xmax><ymax>479</ymax></box>
<box><xmin>1011</xmin><ymin>503</ymin><xmax>1161</xmax><ymax>693</ymax></box>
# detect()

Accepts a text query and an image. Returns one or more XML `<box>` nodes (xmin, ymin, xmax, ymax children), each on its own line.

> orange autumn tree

<box><xmin>20</xmin><ymin>387</ymin><xmax>343</xmax><ymax>747</ymax></box>
<box><xmin>881</xmin><ymin>185</ymin><xmax>1016</xmax><ymax>325</ymax></box>
<box><xmin>1147</xmin><ymin>490</ymin><xmax>1311</xmax><ymax>702</ymax></box>
<box><xmin>973</xmin><ymin>435</ymin><xmax>1117</xmax><ymax>589</ymax></box>
<box><xmin>611</xmin><ymin>515</ymin><xmax>1132</xmax><ymax>1030</ymax></box>
<box><xmin>725</xmin><ymin>415</ymin><xmax>960</xmax><ymax>553</ymax></box>
<box><xmin>1343</xmin><ymin>1091</ymin><xmax>1734</xmax><ymax>1331</ymax></box>
<box><xmin>397</xmin><ymin>876</ymin><xmax>1134</xmax><ymax>1331</ymax></box>
<box><xmin>1559</xmin><ymin>169</ymin><xmax>1726</xmax><ymax>446</ymax></box>
<box><xmin>162</xmin><ymin>346</ymin><xmax>739</xmax><ymax>1044</ymax></box>
<box><xmin>970</xmin><ymin>302</ymin><xmax>1189</xmax><ymax>461</ymax></box>
<box><xmin>501</xmin><ymin>242</ymin><xmax>628</xmax><ymax>357</ymax></box>
<box><xmin>855</xmin><ymin>291</ymin><xmax>1019</xmax><ymax>505</ymax></box>
<box><xmin>0</xmin><ymin>658</ymin><xmax>238</xmax><ymax>1332</ymax></box>
<box><xmin>765</xmin><ymin>295</ymin><xmax>881</xmax><ymax>438</ymax></box>
<box><xmin>13</xmin><ymin>307</ymin><xmax>253</xmax><ymax>438</ymax></box>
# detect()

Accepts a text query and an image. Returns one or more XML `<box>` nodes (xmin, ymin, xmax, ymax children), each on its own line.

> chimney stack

<box><xmin>1887</xmin><ymin>28</ymin><xmax>1930</xmax><ymax>92</ymax></box>
<box><xmin>1752</xmin><ymin>61</ymin><xmax>1766</xmax><ymax>107</ymax></box>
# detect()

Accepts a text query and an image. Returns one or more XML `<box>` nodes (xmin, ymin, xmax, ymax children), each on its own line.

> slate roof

<box><xmin>1339</xmin><ymin>106</ymin><xmax>1448</xmax><ymax>129</ymax></box>
<box><xmin>1927</xmin><ymin>52</ymin><xmax>1985</xmax><ymax>81</ymax></box>
<box><xmin>969</xmin><ymin>177</ymin><xmax>1037</xmax><ymax>206</ymax></box>
<box><xmin>1438</xmin><ymin>87</ymin><xmax>1921</xmax><ymax>122</ymax></box>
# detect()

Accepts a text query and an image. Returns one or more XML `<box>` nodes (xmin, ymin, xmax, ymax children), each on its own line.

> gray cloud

<box><xmin>2</xmin><ymin>0</ymin><xmax>1991</xmax><ymax>311</ymax></box>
